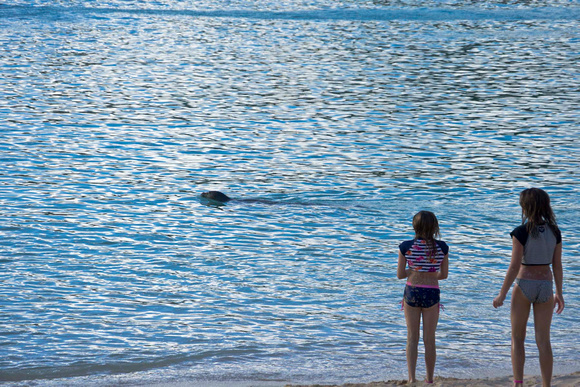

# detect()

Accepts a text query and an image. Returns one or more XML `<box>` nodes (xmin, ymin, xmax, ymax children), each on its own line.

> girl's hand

<box><xmin>554</xmin><ymin>293</ymin><xmax>565</xmax><ymax>314</ymax></box>
<box><xmin>493</xmin><ymin>294</ymin><xmax>505</xmax><ymax>308</ymax></box>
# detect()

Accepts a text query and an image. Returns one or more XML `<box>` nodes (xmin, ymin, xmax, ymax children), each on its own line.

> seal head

<box><xmin>201</xmin><ymin>191</ymin><xmax>231</xmax><ymax>202</ymax></box>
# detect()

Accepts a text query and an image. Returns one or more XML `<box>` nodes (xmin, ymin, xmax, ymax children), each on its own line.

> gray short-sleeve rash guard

<box><xmin>510</xmin><ymin>224</ymin><xmax>561</xmax><ymax>266</ymax></box>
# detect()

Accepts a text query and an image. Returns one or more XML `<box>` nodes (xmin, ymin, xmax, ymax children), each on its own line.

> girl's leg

<box><xmin>511</xmin><ymin>285</ymin><xmax>531</xmax><ymax>385</ymax></box>
<box><xmin>533</xmin><ymin>298</ymin><xmax>554</xmax><ymax>387</ymax></box>
<box><xmin>404</xmin><ymin>303</ymin><xmax>422</xmax><ymax>383</ymax></box>
<box><xmin>422</xmin><ymin>303</ymin><xmax>440</xmax><ymax>383</ymax></box>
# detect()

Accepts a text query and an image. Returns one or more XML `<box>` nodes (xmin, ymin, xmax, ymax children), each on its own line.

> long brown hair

<box><xmin>519</xmin><ymin>188</ymin><xmax>559</xmax><ymax>237</ymax></box>
<box><xmin>413</xmin><ymin>211</ymin><xmax>440</xmax><ymax>258</ymax></box>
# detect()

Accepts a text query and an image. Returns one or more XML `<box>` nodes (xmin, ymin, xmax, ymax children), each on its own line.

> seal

<box><xmin>201</xmin><ymin>191</ymin><xmax>231</xmax><ymax>202</ymax></box>
<box><xmin>200</xmin><ymin>191</ymin><xmax>332</xmax><ymax>207</ymax></box>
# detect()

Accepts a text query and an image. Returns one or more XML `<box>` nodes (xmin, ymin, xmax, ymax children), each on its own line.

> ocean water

<box><xmin>1</xmin><ymin>0</ymin><xmax>579</xmax><ymax>385</ymax></box>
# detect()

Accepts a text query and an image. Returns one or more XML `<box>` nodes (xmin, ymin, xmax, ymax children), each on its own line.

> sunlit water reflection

<box><xmin>1</xmin><ymin>0</ymin><xmax>579</xmax><ymax>385</ymax></box>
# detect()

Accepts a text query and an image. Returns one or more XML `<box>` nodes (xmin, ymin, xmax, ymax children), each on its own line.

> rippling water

<box><xmin>1</xmin><ymin>0</ymin><xmax>579</xmax><ymax>385</ymax></box>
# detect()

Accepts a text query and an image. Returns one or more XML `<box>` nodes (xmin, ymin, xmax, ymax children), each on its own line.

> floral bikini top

<box><xmin>399</xmin><ymin>238</ymin><xmax>449</xmax><ymax>273</ymax></box>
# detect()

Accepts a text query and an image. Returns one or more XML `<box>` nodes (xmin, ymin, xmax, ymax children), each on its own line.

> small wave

<box><xmin>0</xmin><ymin>350</ymin><xmax>237</xmax><ymax>382</ymax></box>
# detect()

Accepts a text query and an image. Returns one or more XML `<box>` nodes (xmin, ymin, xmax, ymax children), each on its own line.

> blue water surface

<box><xmin>0</xmin><ymin>0</ymin><xmax>579</xmax><ymax>385</ymax></box>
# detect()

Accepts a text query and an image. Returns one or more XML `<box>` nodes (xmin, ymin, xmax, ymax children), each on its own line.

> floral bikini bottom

<box><xmin>403</xmin><ymin>284</ymin><xmax>440</xmax><ymax>309</ymax></box>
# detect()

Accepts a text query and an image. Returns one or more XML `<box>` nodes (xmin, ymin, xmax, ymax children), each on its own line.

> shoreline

<box><xmin>286</xmin><ymin>371</ymin><xmax>580</xmax><ymax>387</ymax></box>
<box><xmin>5</xmin><ymin>370</ymin><xmax>580</xmax><ymax>386</ymax></box>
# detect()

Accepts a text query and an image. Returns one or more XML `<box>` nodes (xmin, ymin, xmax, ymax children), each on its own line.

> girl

<box><xmin>493</xmin><ymin>188</ymin><xmax>564</xmax><ymax>387</ymax></box>
<box><xmin>397</xmin><ymin>211</ymin><xmax>449</xmax><ymax>384</ymax></box>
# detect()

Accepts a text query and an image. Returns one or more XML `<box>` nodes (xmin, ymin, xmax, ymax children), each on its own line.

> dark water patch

<box><xmin>2</xmin><ymin>4</ymin><xmax>580</xmax><ymax>22</ymax></box>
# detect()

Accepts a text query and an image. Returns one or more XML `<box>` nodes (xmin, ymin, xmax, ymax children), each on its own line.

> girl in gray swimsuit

<box><xmin>493</xmin><ymin>188</ymin><xmax>564</xmax><ymax>387</ymax></box>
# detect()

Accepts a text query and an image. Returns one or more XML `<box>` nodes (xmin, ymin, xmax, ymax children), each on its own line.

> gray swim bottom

<box><xmin>515</xmin><ymin>278</ymin><xmax>553</xmax><ymax>304</ymax></box>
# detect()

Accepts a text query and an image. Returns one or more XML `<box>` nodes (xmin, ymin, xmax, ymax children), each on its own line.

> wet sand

<box><xmin>287</xmin><ymin>371</ymin><xmax>580</xmax><ymax>387</ymax></box>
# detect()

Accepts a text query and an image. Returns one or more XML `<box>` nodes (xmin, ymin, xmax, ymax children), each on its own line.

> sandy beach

<box><xmin>288</xmin><ymin>371</ymin><xmax>580</xmax><ymax>387</ymax></box>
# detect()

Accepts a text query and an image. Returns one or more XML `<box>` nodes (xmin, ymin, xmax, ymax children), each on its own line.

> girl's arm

<box><xmin>493</xmin><ymin>237</ymin><xmax>523</xmax><ymax>308</ymax></box>
<box><xmin>397</xmin><ymin>251</ymin><xmax>411</xmax><ymax>279</ymax></box>
<box><xmin>437</xmin><ymin>254</ymin><xmax>449</xmax><ymax>280</ymax></box>
<box><xmin>552</xmin><ymin>242</ymin><xmax>564</xmax><ymax>314</ymax></box>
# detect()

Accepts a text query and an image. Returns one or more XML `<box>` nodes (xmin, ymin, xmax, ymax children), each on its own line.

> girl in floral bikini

<box><xmin>397</xmin><ymin>211</ymin><xmax>449</xmax><ymax>384</ymax></box>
